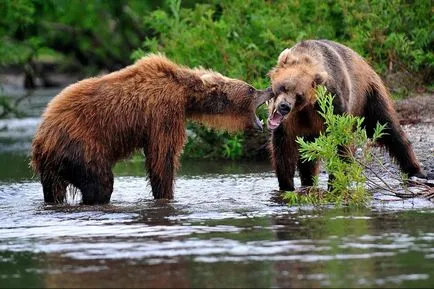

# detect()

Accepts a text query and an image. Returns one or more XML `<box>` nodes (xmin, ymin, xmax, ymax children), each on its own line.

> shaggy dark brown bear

<box><xmin>31</xmin><ymin>54</ymin><xmax>273</xmax><ymax>204</ymax></box>
<box><xmin>267</xmin><ymin>39</ymin><xmax>427</xmax><ymax>191</ymax></box>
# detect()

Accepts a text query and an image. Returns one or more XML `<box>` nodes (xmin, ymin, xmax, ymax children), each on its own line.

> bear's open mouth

<box><xmin>252</xmin><ymin>87</ymin><xmax>274</xmax><ymax>131</ymax></box>
<box><xmin>267</xmin><ymin>110</ymin><xmax>284</xmax><ymax>130</ymax></box>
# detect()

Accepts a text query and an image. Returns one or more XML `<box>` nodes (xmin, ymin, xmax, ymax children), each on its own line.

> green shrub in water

<box><xmin>285</xmin><ymin>86</ymin><xmax>386</xmax><ymax>207</ymax></box>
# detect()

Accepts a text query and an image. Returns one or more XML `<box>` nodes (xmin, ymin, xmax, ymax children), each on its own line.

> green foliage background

<box><xmin>136</xmin><ymin>0</ymin><xmax>433</xmax><ymax>88</ymax></box>
<box><xmin>1</xmin><ymin>0</ymin><xmax>433</xmax><ymax>159</ymax></box>
<box><xmin>2</xmin><ymin>0</ymin><xmax>432</xmax><ymax>86</ymax></box>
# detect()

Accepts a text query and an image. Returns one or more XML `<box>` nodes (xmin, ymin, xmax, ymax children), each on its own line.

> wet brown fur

<box><xmin>268</xmin><ymin>40</ymin><xmax>424</xmax><ymax>191</ymax></box>
<box><xmin>31</xmin><ymin>54</ymin><xmax>271</xmax><ymax>204</ymax></box>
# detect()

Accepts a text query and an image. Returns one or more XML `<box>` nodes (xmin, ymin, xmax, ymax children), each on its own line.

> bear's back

<box><xmin>290</xmin><ymin>40</ymin><xmax>382</xmax><ymax>115</ymax></box>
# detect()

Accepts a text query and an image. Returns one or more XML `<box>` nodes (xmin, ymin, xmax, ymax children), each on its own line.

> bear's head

<box><xmin>266</xmin><ymin>48</ymin><xmax>327</xmax><ymax>130</ymax></box>
<box><xmin>187</xmin><ymin>70</ymin><xmax>274</xmax><ymax>131</ymax></box>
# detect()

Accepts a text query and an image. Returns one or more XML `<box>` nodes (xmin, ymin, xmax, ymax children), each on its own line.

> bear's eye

<box><xmin>296</xmin><ymin>93</ymin><xmax>303</xmax><ymax>103</ymax></box>
<box><xmin>248</xmin><ymin>87</ymin><xmax>255</xmax><ymax>95</ymax></box>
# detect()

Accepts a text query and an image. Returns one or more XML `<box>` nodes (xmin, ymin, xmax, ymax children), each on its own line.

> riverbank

<box><xmin>392</xmin><ymin>94</ymin><xmax>434</xmax><ymax>179</ymax></box>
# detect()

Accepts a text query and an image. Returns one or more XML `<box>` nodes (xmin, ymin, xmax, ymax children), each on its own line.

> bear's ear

<box><xmin>312</xmin><ymin>71</ymin><xmax>328</xmax><ymax>87</ymax></box>
<box><xmin>277</xmin><ymin>48</ymin><xmax>291</xmax><ymax>66</ymax></box>
<box><xmin>200</xmin><ymin>73</ymin><xmax>220</xmax><ymax>90</ymax></box>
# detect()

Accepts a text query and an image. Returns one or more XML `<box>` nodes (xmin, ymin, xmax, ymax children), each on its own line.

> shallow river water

<box><xmin>0</xmin><ymin>89</ymin><xmax>433</xmax><ymax>288</ymax></box>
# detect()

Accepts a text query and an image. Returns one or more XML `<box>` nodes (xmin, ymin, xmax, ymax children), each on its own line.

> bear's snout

<box><xmin>278</xmin><ymin>101</ymin><xmax>291</xmax><ymax>115</ymax></box>
<box><xmin>254</xmin><ymin>87</ymin><xmax>275</xmax><ymax>108</ymax></box>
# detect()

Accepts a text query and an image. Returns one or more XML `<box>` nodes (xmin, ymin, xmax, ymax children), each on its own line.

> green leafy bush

<box><xmin>134</xmin><ymin>0</ymin><xmax>433</xmax><ymax>88</ymax></box>
<box><xmin>284</xmin><ymin>86</ymin><xmax>386</xmax><ymax>207</ymax></box>
<box><xmin>0</xmin><ymin>0</ymin><xmax>164</xmax><ymax>73</ymax></box>
<box><xmin>2</xmin><ymin>0</ymin><xmax>431</xmax><ymax>85</ymax></box>
<box><xmin>131</xmin><ymin>0</ymin><xmax>432</xmax><ymax>159</ymax></box>
<box><xmin>222</xmin><ymin>133</ymin><xmax>244</xmax><ymax>160</ymax></box>
<box><xmin>342</xmin><ymin>0</ymin><xmax>433</xmax><ymax>79</ymax></box>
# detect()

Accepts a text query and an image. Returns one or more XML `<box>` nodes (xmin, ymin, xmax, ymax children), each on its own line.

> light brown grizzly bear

<box><xmin>267</xmin><ymin>39</ymin><xmax>427</xmax><ymax>191</ymax></box>
<box><xmin>31</xmin><ymin>54</ymin><xmax>273</xmax><ymax>205</ymax></box>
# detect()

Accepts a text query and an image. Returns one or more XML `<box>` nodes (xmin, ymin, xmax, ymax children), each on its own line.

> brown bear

<box><xmin>31</xmin><ymin>54</ymin><xmax>273</xmax><ymax>204</ymax></box>
<box><xmin>267</xmin><ymin>39</ymin><xmax>427</xmax><ymax>191</ymax></box>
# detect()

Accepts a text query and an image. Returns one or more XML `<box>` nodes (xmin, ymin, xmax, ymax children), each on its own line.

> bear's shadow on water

<box><xmin>40</xmin><ymin>198</ymin><xmax>183</xmax><ymax>226</ymax></box>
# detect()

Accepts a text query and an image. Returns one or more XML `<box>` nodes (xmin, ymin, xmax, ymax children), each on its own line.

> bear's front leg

<box><xmin>297</xmin><ymin>135</ymin><xmax>320</xmax><ymax>187</ymax></box>
<box><xmin>145</xmin><ymin>147</ymin><xmax>177</xmax><ymax>199</ymax></box>
<box><xmin>271</xmin><ymin>126</ymin><xmax>298</xmax><ymax>191</ymax></box>
<box><xmin>144</xmin><ymin>119</ymin><xmax>185</xmax><ymax>200</ymax></box>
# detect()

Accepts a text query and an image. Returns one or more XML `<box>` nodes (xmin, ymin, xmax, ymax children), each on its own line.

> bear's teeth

<box><xmin>260</xmin><ymin>119</ymin><xmax>264</xmax><ymax>125</ymax></box>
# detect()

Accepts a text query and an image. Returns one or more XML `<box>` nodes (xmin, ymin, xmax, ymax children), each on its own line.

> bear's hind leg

<box><xmin>298</xmin><ymin>159</ymin><xmax>320</xmax><ymax>187</ymax></box>
<box><xmin>41</xmin><ymin>171</ymin><xmax>67</xmax><ymax>203</ymax></box>
<box><xmin>364</xmin><ymin>86</ymin><xmax>424</xmax><ymax>177</ymax></box>
<box><xmin>79</xmin><ymin>168</ymin><xmax>114</xmax><ymax>205</ymax></box>
<box><xmin>65</xmin><ymin>161</ymin><xmax>114</xmax><ymax>205</ymax></box>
